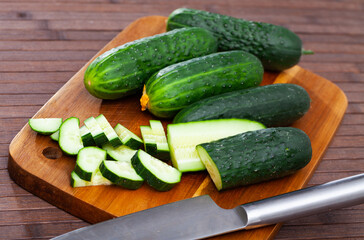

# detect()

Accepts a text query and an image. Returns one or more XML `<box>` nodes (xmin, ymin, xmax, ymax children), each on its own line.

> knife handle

<box><xmin>238</xmin><ymin>173</ymin><xmax>364</xmax><ymax>229</ymax></box>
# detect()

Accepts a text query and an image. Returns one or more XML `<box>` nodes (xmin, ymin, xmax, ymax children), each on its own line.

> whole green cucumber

<box><xmin>196</xmin><ymin>127</ymin><xmax>312</xmax><ymax>191</ymax></box>
<box><xmin>173</xmin><ymin>83</ymin><xmax>311</xmax><ymax>126</ymax></box>
<box><xmin>84</xmin><ymin>27</ymin><xmax>218</xmax><ymax>99</ymax></box>
<box><xmin>167</xmin><ymin>8</ymin><xmax>312</xmax><ymax>72</ymax></box>
<box><xmin>141</xmin><ymin>50</ymin><xmax>263</xmax><ymax>118</ymax></box>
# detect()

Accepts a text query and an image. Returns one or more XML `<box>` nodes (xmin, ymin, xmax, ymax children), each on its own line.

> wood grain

<box><xmin>7</xmin><ymin>15</ymin><xmax>348</xmax><ymax>240</ymax></box>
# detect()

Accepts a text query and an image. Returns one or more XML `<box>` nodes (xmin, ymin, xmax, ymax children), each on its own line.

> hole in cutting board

<box><xmin>42</xmin><ymin>147</ymin><xmax>62</xmax><ymax>159</ymax></box>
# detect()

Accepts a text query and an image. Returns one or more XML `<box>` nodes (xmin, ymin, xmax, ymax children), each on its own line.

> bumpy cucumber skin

<box><xmin>145</xmin><ymin>51</ymin><xmax>263</xmax><ymax>118</ymax></box>
<box><xmin>167</xmin><ymin>8</ymin><xmax>303</xmax><ymax>71</ymax></box>
<box><xmin>173</xmin><ymin>83</ymin><xmax>311</xmax><ymax>126</ymax></box>
<box><xmin>198</xmin><ymin>127</ymin><xmax>312</xmax><ymax>190</ymax></box>
<box><xmin>131</xmin><ymin>150</ymin><xmax>179</xmax><ymax>191</ymax></box>
<box><xmin>84</xmin><ymin>27</ymin><xmax>218</xmax><ymax>99</ymax></box>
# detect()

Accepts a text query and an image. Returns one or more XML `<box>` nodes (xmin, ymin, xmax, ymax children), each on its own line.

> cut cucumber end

<box><xmin>29</xmin><ymin>118</ymin><xmax>63</xmax><ymax>135</ymax></box>
<box><xmin>59</xmin><ymin>117</ymin><xmax>83</xmax><ymax>155</ymax></box>
<box><xmin>196</xmin><ymin>145</ymin><xmax>222</xmax><ymax>190</ymax></box>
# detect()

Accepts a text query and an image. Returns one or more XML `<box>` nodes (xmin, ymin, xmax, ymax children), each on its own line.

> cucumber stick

<box><xmin>29</xmin><ymin>118</ymin><xmax>62</xmax><ymax>135</ymax></box>
<box><xmin>99</xmin><ymin>160</ymin><xmax>144</xmax><ymax>190</ymax></box>
<box><xmin>71</xmin><ymin>170</ymin><xmax>112</xmax><ymax>188</ymax></box>
<box><xmin>80</xmin><ymin>125</ymin><xmax>96</xmax><ymax>147</ymax></box>
<box><xmin>84</xmin><ymin>27</ymin><xmax>218</xmax><ymax>100</ymax></box>
<box><xmin>167</xmin><ymin>8</ymin><xmax>306</xmax><ymax>71</ymax></box>
<box><xmin>84</xmin><ymin>116</ymin><xmax>108</xmax><ymax>147</ymax></box>
<box><xmin>140</xmin><ymin>120</ymin><xmax>169</xmax><ymax>161</ymax></box>
<box><xmin>74</xmin><ymin>147</ymin><xmax>107</xmax><ymax>181</ymax></box>
<box><xmin>102</xmin><ymin>143</ymin><xmax>137</xmax><ymax>162</ymax></box>
<box><xmin>114</xmin><ymin>124</ymin><xmax>143</xmax><ymax>150</ymax></box>
<box><xmin>95</xmin><ymin>114</ymin><xmax>122</xmax><ymax>147</ymax></box>
<box><xmin>167</xmin><ymin>119</ymin><xmax>265</xmax><ymax>172</ymax></box>
<box><xmin>131</xmin><ymin>150</ymin><xmax>181</xmax><ymax>191</ymax></box>
<box><xmin>58</xmin><ymin>117</ymin><xmax>83</xmax><ymax>155</ymax></box>
<box><xmin>196</xmin><ymin>127</ymin><xmax>312</xmax><ymax>191</ymax></box>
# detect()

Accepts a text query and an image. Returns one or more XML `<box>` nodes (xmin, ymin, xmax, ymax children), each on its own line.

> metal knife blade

<box><xmin>52</xmin><ymin>173</ymin><xmax>364</xmax><ymax>240</ymax></box>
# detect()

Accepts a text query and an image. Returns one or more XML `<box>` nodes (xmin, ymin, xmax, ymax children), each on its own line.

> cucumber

<box><xmin>167</xmin><ymin>8</ymin><xmax>311</xmax><ymax>71</ymax></box>
<box><xmin>140</xmin><ymin>120</ymin><xmax>170</xmax><ymax>161</ymax></box>
<box><xmin>84</xmin><ymin>27</ymin><xmax>218</xmax><ymax>100</ymax></box>
<box><xmin>99</xmin><ymin>160</ymin><xmax>144</xmax><ymax>190</ymax></box>
<box><xmin>114</xmin><ymin>123</ymin><xmax>143</xmax><ymax>150</ymax></box>
<box><xmin>173</xmin><ymin>83</ymin><xmax>311</xmax><ymax>127</ymax></box>
<box><xmin>80</xmin><ymin>125</ymin><xmax>96</xmax><ymax>147</ymax></box>
<box><xmin>141</xmin><ymin>51</ymin><xmax>263</xmax><ymax>118</ymax></box>
<box><xmin>29</xmin><ymin>118</ymin><xmax>62</xmax><ymax>135</ymax></box>
<box><xmin>131</xmin><ymin>150</ymin><xmax>181</xmax><ymax>191</ymax></box>
<box><xmin>95</xmin><ymin>114</ymin><xmax>122</xmax><ymax>147</ymax></box>
<box><xmin>196</xmin><ymin>127</ymin><xmax>312</xmax><ymax>191</ymax></box>
<box><xmin>167</xmin><ymin>119</ymin><xmax>265</xmax><ymax>172</ymax></box>
<box><xmin>102</xmin><ymin>143</ymin><xmax>137</xmax><ymax>162</ymax></box>
<box><xmin>84</xmin><ymin>116</ymin><xmax>108</xmax><ymax>147</ymax></box>
<box><xmin>50</xmin><ymin>130</ymin><xmax>59</xmax><ymax>141</ymax></box>
<box><xmin>71</xmin><ymin>170</ymin><xmax>112</xmax><ymax>188</ymax></box>
<box><xmin>73</xmin><ymin>146</ymin><xmax>107</xmax><ymax>181</ymax></box>
<box><xmin>58</xmin><ymin>117</ymin><xmax>83</xmax><ymax>155</ymax></box>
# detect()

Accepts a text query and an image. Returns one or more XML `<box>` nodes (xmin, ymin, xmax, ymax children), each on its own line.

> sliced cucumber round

<box><xmin>58</xmin><ymin>117</ymin><xmax>83</xmax><ymax>155</ymax></box>
<box><xmin>74</xmin><ymin>146</ymin><xmax>106</xmax><ymax>181</ymax></box>
<box><xmin>131</xmin><ymin>150</ymin><xmax>181</xmax><ymax>191</ymax></box>
<box><xmin>29</xmin><ymin>118</ymin><xmax>63</xmax><ymax>135</ymax></box>
<box><xmin>99</xmin><ymin>160</ymin><xmax>144</xmax><ymax>190</ymax></box>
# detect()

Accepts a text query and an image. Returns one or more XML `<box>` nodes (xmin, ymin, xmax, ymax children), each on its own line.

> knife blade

<box><xmin>53</xmin><ymin>173</ymin><xmax>364</xmax><ymax>240</ymax></box>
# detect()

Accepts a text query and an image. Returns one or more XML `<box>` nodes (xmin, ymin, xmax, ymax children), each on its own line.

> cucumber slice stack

<box><xmin>140</xmin><ymin>120</ymin><xmax>170</xmax><ymax>161</ymax></box>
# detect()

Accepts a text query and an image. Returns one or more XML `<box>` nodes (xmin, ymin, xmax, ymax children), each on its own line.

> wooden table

<box><xmin>1</xmin><ymin>0</ymin><xmax>363</xmax><ymax>239</ymax></box>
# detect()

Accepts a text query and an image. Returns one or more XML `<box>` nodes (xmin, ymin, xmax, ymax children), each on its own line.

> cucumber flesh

<box><xmin>167</xmin><ymin>119</ymin><xmax>265</xmax><ymax>172</ymax></box>
<box><xmin>80</xmin><ymin>125</ymin><xmax>96</xmax><ymax>147</ymax></box>
<box><xmin>84</xmin><ymin>116</ymin><xmax>108</xmax><ymax>147</ymax></box>
<box><xmin>114</xmin><ymin>123</ymin><xmax>143</xmax><ymax>150</ymax></box>
<box><xmin>50</xmin><ymin>130</ymin><xmax>59</xmax><ymax>141</ymax></box>
<box><xmin>99</xmin><ymin>160</ymin><xmax>144</xmax><ymax>190</ymax></box>
<box><xmin>102</xmin><ymin>143</ymin><xmax>137</xmax><ymax>162</ymax></box>
<box><xmin>131</xmin><ymin>150</ymin><xmax>181</xmax><ymax>191</ymax></box>
<box><xmin>58</xmin><ymin>117</ymin><xmax>83</xmax><ymax>155</ymax></box>
<box><xmin>71</xmin><ymin>170</ymin><xmax>112</xmax><ymax>188</ymax></box>
<box><xmin>140</xmin><ymin>120</ymin><xmax>170</xmax><ymax>161</ymax></box>
<box><xmin>29</xmin><ymin>118</ymin><xmax>63</xmax><ymax>135</ymax></box>
<box><xmin>74</xmin><ymin>146</ymin><xmax>106</xmax><ymax>181</ymax></box>
<box><xmin>95</xmin><ymin>114</ymin><xmax>122</xmax><ymax>147</ymax></box>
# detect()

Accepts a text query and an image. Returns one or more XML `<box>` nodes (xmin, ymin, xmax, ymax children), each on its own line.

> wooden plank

<box><xmin>7</xmin><ymin>16</ymin><xmax>348</xmax><ymax>240</ymax></box>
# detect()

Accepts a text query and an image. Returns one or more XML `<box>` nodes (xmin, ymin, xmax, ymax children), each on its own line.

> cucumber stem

<box><xmin>140</xmin><ymin>85</ymin><xmax>149</xmax><ymax>111</ymax></box>
<box><xmin>302</xmin><ymin>49</ymin><xmax>314</xmax><ymax>55</ymax></box>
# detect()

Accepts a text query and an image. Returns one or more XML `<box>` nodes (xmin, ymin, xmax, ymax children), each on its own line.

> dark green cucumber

<box><xmin>173</xmin><ymin>83</ymin><xmax>311</xmax><ymax>127</ymax></box>
<box><xmin>196</xmin><ymin>127</ymin><xmax>312</xmax><ymax>191</ymax></box>
<box><xmin>141</xmin><ymin>51</ymin><xmax>263</xmax><ymax>118</ymax></box>
<box><xmin>167</xmin><ymin>8</ymin><xmax>310</xmax><ymax>71</ymax></box>
<box><xmin>84</xmin><ymin>27</ymin><xmax>218</xmax><ymax>99</ymax></box>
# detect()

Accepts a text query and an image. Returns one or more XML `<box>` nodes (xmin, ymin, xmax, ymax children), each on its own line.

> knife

<box><xmin>53</xmin><ymin>173</ymin><xmax>364</xmax><ymax>240</ymax></box>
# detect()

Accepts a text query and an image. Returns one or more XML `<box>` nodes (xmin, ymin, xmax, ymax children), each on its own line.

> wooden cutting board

<box><xmin>8</xmin><ymin>16</ymin><xmax>348</xmax><ymax>239</ymax></box>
